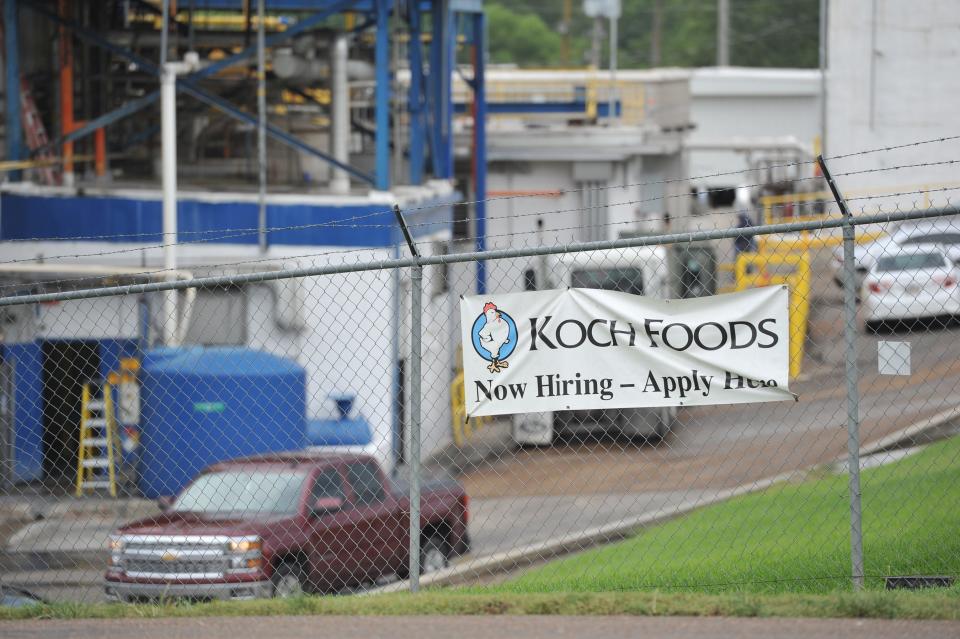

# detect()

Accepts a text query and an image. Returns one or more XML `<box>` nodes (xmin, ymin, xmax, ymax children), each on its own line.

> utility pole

<box><xmin>650</xmin><ymin>0</ymin><xmax>663</xmax><ymax>67</ymax></box>
<box><xmin>590</xmin><ymin>17</ymin><xmax>603</xmax><ymax>69</ymax></box>
<box><xmin>561</xmin><ymin>0</ymin><xmax>573</xmax><ymax>66</ymax></box>
<box><xmin>256</xmin><ymin>0</ymin><xmax>267</xmax><ymax>254</ymax></box>
<box><xmin>717</xmin><ymin>0</ymin><xmax>730</xmax><ymax>66</ymax></box>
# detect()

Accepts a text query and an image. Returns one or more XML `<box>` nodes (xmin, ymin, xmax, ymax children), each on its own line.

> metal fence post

<box><xmin>818</xmin><ymin>155</ymin><xmax>865</xmax><ymax>591</ymax></box>
<box><xmin>409</xmin><ymin>262</ymin><xmax>423</xmax><ymax>592</ymax></box>
<box><xmin>394</xmin><ymin>205</ymin><xmax>422</xmax><ymax>593</ymax></box>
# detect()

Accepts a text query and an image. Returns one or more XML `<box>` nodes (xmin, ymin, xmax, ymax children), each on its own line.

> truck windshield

<box><xmin>571</xmin><ymin>268</ymin><xmax>644</xmax><ymax>295</ymax></box>
<box><xmin>173</xmin><ymin>470</ymin><xmax>309</xmax><ymax>517</ymax></box>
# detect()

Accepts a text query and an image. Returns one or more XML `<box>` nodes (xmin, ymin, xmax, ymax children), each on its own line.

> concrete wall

<box><xmin>689</xmin><ymin>68</ymin><xmax>821</xmax><ymax>187</ymax></box>
<box><xmin>827</xmin><ymin>0</ymin><xmax>960</xmax><ymax>195</ymax></box>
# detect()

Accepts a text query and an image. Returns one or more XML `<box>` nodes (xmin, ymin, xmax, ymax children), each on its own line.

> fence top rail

<box><xmin>1</xmin><ymin>205</ymin><xmax>958</xmax><ymax>308</ymax></box>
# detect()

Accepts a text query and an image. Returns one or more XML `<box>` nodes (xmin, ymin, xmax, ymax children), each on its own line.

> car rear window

<box><xmin>876</xmin><ymin>253</ymin><xmax>946</xmax><ymax>272</ymax></box>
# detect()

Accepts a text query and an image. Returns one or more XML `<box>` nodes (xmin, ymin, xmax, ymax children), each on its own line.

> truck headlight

<box><xmin>108</xmin><ymin>535</ymin><xmax>124</xmax><ymax>552</ymax></box>
<box><xmin>227</xmin><ymin>538</ymin><xmax>262</xmax><ymax>553</ymax></box>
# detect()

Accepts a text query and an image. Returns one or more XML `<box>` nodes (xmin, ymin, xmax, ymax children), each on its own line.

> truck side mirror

<box><xmin>311</xmin><ymin>496</ymin><xmax>344</xmax><ymax>517</ymax></box>
<box><xmin>157</xmin><ymin>495</ymin><xmax>174</xmax><ymax>512</ymax></box>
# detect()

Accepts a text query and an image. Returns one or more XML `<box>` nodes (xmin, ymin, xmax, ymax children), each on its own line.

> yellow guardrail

<box><xmin>733</xmin><ymin>250</ymin><xmax>810</xmax><ymax>379</ymax></box>
<box><xmin>450</xmin><ymin>368</ymin><xmax>493</xmax><ymax>447</ymax></box>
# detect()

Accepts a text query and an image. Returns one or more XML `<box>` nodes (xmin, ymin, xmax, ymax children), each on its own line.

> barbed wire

<box><xmin>4</xmin><ymin>132</ymin><xmax>958</xmax><ymax>247</ymax></box>
<box><xmin>424</xmin><ymin>187</ymin><xmax>960</xmax><ymax>250</ymax></box>
<box><xmin>2</xmin><ymin>158</ymin><xmax>957</xmax><ymax>269</ymax></box>
<box><xmin>2</xmin><ymin>185</ymin><xmax>956</xmax><ymax>296</ymax></box>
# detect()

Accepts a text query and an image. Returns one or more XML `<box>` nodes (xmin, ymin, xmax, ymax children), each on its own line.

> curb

<box><xmin>374</xmin><ymin>402</ymin><xmax>960</xmax><ymax>593</ymax></box>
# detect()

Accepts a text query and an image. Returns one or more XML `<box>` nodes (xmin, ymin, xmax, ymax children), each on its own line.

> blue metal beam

<box><xmin>406</xmin><ymin>0</ymin><xmax>425</xmax><ymax>186</ymax></box>
<box><xmin>179</xmin><ymin>81</ymin><xmax>375</xmax><ymax>184</ymax></box>
<box><xmin>453</xmin><ymin>100</ymin><xmax>623</xmax><ymax>116</ymax></box>
<box><xmin>373</xmin><ymin>0</ymin><xmax>390</xmax><ymax>190</ymax></box>
<box><xmin>4</xmin><ymin>0</ymin><xmax>22</xmax><ymax>181</ymax></box>
<box><xmin>472</xmin><ymin>11</ymin><xmax>486</xmax><ymax>294</ymax></box>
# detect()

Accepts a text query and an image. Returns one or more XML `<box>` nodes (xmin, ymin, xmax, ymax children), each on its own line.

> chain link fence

<box><xmin>1</xmin><ymin>159</ymin><xmax>960</xmax><ymax>604</ymax></box>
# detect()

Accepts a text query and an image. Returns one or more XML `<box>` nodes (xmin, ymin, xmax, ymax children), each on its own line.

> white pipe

<box><xmin>257</xmin><ymin>0</ymin><xmax>267</xmax><ymax>253</ymax></box>
<box><xmin>330</xmin><ymin>35</ymin><xmax>350</xmax><ymax>194</ymax></box>
<box><xmin>160</xmin><ymin>65</ymin><xmax>178</xmax><ymax>346</ymax></box>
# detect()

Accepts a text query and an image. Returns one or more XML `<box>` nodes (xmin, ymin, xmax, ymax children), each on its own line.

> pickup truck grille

<box><xmin>124</xmin><ymin>557</ymin><xmax>230</xmax><ymax>577</ymax></box>
<box><xmin>119</xmin><ymin>536</ymin><xmax>233</xmax><ymax>579</ymax></box>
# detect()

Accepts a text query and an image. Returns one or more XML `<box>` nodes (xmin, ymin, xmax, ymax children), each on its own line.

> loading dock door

<box><xmin>41</xmin><ymin>341</ymin><xmax>101</xmax><ymax>482</ymax></box>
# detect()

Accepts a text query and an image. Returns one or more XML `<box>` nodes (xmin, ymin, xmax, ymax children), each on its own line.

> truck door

<box><xmin>306</xmin><ymin>467</ymin><xmax>350</xmax><ymax>590</ymax></box>
<box><xmin>345</xmin><ymin>460</ymin><xmax>398</xmax><ymax>581</ymax></box>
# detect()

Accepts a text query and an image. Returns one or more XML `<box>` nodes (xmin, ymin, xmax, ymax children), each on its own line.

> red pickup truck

<box><xmin>104</xmin><ymin>452</ymin><xmax>469</xmax><ymax>601</ymax></box>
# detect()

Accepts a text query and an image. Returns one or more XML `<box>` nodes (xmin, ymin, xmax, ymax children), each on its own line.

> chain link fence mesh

<box><xmin>1</xmin><ymin>178</ymin><xmax>959</xmax><ymax>604</ymax></box>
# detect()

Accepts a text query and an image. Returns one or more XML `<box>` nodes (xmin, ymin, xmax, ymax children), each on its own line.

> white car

<box><xmin>831</xmin><ymin>217</ymin><xmax>960</xmax><ymax>288</ymax></box>
<box><xmin>861</xmin><ymin>247</ymin><xmax>960</xmax><ymax>331</ymax></box>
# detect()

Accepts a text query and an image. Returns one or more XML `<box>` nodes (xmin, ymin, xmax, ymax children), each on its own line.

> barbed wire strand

<box><xmin>2</xmin><ymin>158</ymin><xmax>957</xmax><ymax>269</ymax></box>
<box><xmin>2</xmin><ymin>185</ymin><xmax>956</xmax><ymax>296</ymax></box>
<box><xmin>4</xmin><ymin>132</ymin><xmax>959</xmax><ymax>246</ymax></box>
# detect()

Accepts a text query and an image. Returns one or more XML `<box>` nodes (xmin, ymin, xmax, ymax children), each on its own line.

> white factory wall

<box><xmin>0</xmin><ymin>239</ymin><xmax>454</xmax><ymax>473</ymax></box>
<box><xmin>689</xmin><ymin>67</ymin><xmax>821</xmax><ymax>186</ymax></box>
<box><xmin>827</xmin><ymin>0</ymin><xmax>960</xmax><ymax>196</ymax></box>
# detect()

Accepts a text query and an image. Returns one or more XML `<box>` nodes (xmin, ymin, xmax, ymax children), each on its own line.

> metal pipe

<box><xmin>819</xmin><ymin>0</ymin><xmax>828</xmax><ymax>156</ymax></box>
<box><xmin>6</xmin><ymin>205</ymin><xmax>958</xmax><ymax>308</ymax></box>
<box><xmin>257</xmin><ymin>0</ymin><xmax>267</xmax><ymax>253</ymax></box>
<box><xmin>330</xmin><ymin>35</ymin><xmax>350</xmax><ymax>194</ymax></box>
<box><xmin>4</xmin><ymin>0</ymin><xmax>23</xmax><ymax>182</ymax></box>
<box><xmin>717</xmin><ymin>0</ymin><xmax>730</xmax><ymax>66</ymax></box>
<box><xmin>160</xmin><ymin>0</ymin><xmax>169</xmax><ymax>66</ymax></box>
<box><xmin>59</xmin><ymin>0</ymin><xmax>75</xmax><ymax>187</ymax></box>
<box><xmin>160</xmin><ymin>65</ymin><xmax>178</xmax><ymax>345</ymax></box>
<box><xmin>408</xmin><ymin>262</ymin><xmax>422</xmax><ymax>592</ymax></box>
<box><xmin>608</xmin><ymin>14</ymin><xmax>618</xmax><ymax>123</ymax></box>
<box><xmin>818</xmin><ymin>155</ymin><xmax>864</xmax><ymax>591</ymax></box>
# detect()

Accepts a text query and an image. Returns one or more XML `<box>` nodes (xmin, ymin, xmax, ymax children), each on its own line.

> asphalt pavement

<box><xmin>3</xmin><ymin>616</ymin><xmax>959</xmax><ymax>639</ymax></box>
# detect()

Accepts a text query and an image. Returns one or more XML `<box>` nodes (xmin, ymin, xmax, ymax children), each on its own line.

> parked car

<box><xmin>831</xmin><ymin>217</ymin><xmax>960</xmax><ymax>288</ymax></box>
<box><xmin>104</xmin><ymin>452</ymin><xmax>469</xmax><ymax>602</ymax></box>
<box><xmin>861</xmin><ymin>247</ymin><xmax>960</xmax><ymax>332</ymax></box>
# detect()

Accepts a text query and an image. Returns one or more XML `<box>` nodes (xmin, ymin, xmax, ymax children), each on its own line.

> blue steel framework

<box><xmin>2</xmin><ymin>0</ymin><xmax>487</xmax><ymax>252</ymax></box>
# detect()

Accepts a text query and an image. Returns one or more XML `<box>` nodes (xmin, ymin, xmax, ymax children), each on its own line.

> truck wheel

<box><xmin>420</xmin><ymin>535</ymin><xmax>449</xmax><ymax>575</ymax></box>
<box><xmin>272</xmin><ymin>561</ymin><xmax>306</xmax><ymax>598</ymax></box>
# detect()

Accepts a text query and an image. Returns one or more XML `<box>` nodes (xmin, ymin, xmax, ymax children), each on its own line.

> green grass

<box><xmin>2</xmin><ymin>590</ymin><xmax>960</xmax><ymax>621</ymax></box>
<box><xmin>481</xmin><ymin>435</ymin><xmax>960</xmax><ymax>594</ymax></box>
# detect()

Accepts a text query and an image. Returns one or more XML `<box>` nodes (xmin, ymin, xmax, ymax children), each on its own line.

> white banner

<box><xmin>460</xmin><ymin>286</ymin><xmax>793</xmax><ymax>417</ymax></box>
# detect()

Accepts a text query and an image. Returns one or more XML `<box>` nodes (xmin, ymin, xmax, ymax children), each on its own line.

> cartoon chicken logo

<box><xmin>470</xmin><ymin>302</ymin><xmax>518</xmax><ymax>373</ymax></box>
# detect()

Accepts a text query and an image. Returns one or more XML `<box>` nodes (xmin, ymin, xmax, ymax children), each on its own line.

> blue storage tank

<box><xmin>306</xmin><ymin>396</ymin><xmax>372</xmax><ymax>447</ymax></box>
<box><xmin>138</xmin><ymin>347</ymin><xmax>306</xmax><ymax>498</ymax></box>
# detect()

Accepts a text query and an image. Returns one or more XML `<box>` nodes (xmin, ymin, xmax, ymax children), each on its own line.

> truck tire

<box><xmin>420</xmin><ymin>535</ymin><xmax>450</xmax><ymax>575</ymax></box>
<box><xmin>272</xmin><ymin>560</ymin><xmax>306</xmax><ymax>598</ymax></box>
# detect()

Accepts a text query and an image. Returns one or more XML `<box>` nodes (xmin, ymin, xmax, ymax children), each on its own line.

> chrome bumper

<box><xmin>104</xmin><ymin>579</ymin><xmax>273</xmax><ymax>602</ymax></box>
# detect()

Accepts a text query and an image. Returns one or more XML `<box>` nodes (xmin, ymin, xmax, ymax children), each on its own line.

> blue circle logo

<box><xmin>471</xmin><ymin>303</ymin><xmax>518</xmax><ymax>373</ymax></box>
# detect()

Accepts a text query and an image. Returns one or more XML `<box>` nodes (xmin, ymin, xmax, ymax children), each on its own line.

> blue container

<box><xmin>138</xmin><ymin>347</ymin><xmax>306</xmax><ymax>498</ymax></box>
<box><xmin>306</xmin><ymin>396</ymin><xmax>372</xmax><ymax>447</ymax></box>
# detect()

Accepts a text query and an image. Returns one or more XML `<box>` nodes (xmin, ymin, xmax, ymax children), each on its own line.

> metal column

<box><xmin>472</xmin><ymin>11</ymin><xmax>487</xmax><ymax>294</ymax></box>
<box><xmin>819</xmin><ymin>155</ymin><xmax>865</xmax><ymax>591</ymax></box>
<box><xmin>4</xmin><ymin>0</ymin><xmax>22</xmax><ymax>181</ymax></box>
<box><xmin>374</xmin><ymin>0</ymin><xmax>390</xmax><ymax>190</ymax></box>
<box><xmin>407</xmin><ymin>1</ymin><xmax>424</xmax><ymax>185</ymax></box>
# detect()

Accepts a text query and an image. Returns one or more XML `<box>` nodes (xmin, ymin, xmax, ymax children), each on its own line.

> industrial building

<box><xmin>0</xmin><ymin>0</ymin><xmax>489</xmax><ymax>487</ymax></box>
